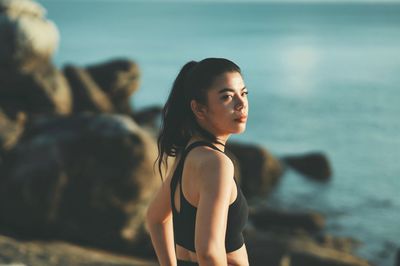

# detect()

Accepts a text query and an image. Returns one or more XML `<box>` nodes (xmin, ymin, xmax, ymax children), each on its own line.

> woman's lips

<box><xmin>234</xmin><ymin>116</ymin><xmax>247</xmax><ymax>123</ymax></box>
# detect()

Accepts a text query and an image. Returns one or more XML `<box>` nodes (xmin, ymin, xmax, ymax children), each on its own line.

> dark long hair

<box><xmin>155</xmin><ymin>58</ymin><xmax>241</xmax><ymax>180</ymax></box>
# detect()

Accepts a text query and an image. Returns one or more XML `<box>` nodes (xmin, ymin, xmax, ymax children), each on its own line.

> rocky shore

<box><xmin>0</xmin><ymin>233</ymin><xmax>157</xmax><ymax>266</ymax></box>
<box><xmin>0</xmin><ymin>0</ymin><xmax>388</xmax><ymax>265</ymax></box>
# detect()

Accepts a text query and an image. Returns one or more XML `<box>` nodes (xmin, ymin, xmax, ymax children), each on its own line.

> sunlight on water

<box><xmin>279</xmin><ymin>43</ymin><xmax>320</xmax><ymax>98</ymax></box>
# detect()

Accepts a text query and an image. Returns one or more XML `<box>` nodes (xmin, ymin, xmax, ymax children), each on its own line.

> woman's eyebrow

<box><xmin>218</xmin><ymin>86</ymin><xmax>247</xmax><ymax>94</ymax></box>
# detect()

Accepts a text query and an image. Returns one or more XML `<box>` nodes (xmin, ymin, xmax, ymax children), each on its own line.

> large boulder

<box><xmin>86</xmin><ymin>59</ymin><xmax>140</xmax><ymax>114</ymax></box>
<box><xmin>64</xmin><ymin>65</ymin><xmax>114</xmax><ymax>113</ymax></box>
<box><xmin>0</xmin><ymin>0</ymin><xmax>59</xmax><ymax>71</ymax></box>
<box><xmin>282</xmin><ymin>152</ymin><xmax>332</xmax><ymax>181</ymax></box>
<box><xmin>0</xmin><ymin>63</ymin><xmax>72</xmax><ymax>119</ymax></box>
<box><xmin>226</xmin><ymin>142</ymin><xmax>284</xmax><ymax>198</ymax></box>
<box><xmin>0</xmin><ymin>113</ymin><xmax>161</xmax><ymax>256</ymax></box>
<box><xmin>63</xmin><ymin>59</ymin><xmax>140</xmax><ymax>115</ymax></box>
<box><xmin>0</xmin><ymin>0</ymin><xmax>71</xmax><ymax>119</ymax></box>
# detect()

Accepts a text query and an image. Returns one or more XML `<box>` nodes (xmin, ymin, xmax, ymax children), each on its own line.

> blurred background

<box><xmin>28</xmin><ymin>0</ymin><xmax>400</xmax><ymax>265</ymax></box>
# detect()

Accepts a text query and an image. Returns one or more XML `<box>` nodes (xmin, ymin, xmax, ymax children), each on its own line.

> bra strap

<box><xmin>184</xmin><ymin>140</ymin><xmax>224</xmax><ymax>155</ymax></box>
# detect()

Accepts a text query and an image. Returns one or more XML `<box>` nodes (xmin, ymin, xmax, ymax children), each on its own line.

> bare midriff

<box><xmin>176</xmin><ymin>243</ymin><xmax>248</xmax><ymax>266</ymax></box>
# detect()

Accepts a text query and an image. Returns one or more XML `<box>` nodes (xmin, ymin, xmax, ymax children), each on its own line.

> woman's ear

<box><xmin>190</xmin><ymin>100</ymin><xmax>207</xmax><ymax>120</ymax></box>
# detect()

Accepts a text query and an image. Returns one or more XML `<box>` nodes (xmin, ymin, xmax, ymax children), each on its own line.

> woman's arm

<box><xmin>146</xmin><ymin>174</ymin><xmax>177</xmax><ymax>266</ymax></box>
<box><xmin>194</xmin><ymin>150</ymin><xmax>235</xmax><ymax>266</ymax></box>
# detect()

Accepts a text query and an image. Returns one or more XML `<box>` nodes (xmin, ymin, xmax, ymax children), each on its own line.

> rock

<box><xmin>0</xmin><ymin>1</ymin><xmax>70</xmax><ymax>118</ymax></box>
<box><xmin>0</xmin><ymin>63</ymin><xmax>72</xmax><ymax>119</ymax></box>
<box><xmin>226</xmin><ymin>142</ymin><xmax>284</xmax><ymax>198</ymax></box>
<box><xmin>244</xmin><ymin>229</ymin><xmax>289</xmax><ymax>266</ymax></box>
<box><xmin>0</xmin><ymin>0</ymin><xmax>45</xmax><ymax>17</ymax></box>
<box><xmin>289</xmin><ymin>243</ymin><xmax>371</xmax><ymax>266</ymax></box>
<box><xmin>86</xmin><ymin>59</ymin><xmax>140</xmax><ymax>114</ymax></box>
<box><xmin>0</xmin><ymin>0</ymin><xmax>59</xmax><ymax>71</ymax></box>
<box><xmin>282</xmin><ymin>152</ymin><xmax>331</xmax><ymax>181</ymax></box>
<box><xmin>0</xmin><ymin>108</ymin><xmax>26</xmax><ymax>153</ymax></box>
<box><xmin>131</xmin><ymin>105</ymin><xmax>162</xmax><ymax>135</ymax></box>
<box><xmin>315</xmin><ymin>234</ymin><xmax>361</xmax><ymax>254</ymax></box>
<box><xmin>0</xmin><ymin>113</ymin><xmax>161</xmax><ymax>256</ymax></box>
<box><xmin>396</xmin><ymin>248</ymin><xmax>400</xmax><ymax>266</ymax></box>
<box><xmin>0</xmin><ymin>233</ymin><xmax>157</xmax><ymax>266</ymax></box>
<box><xmin>64</xmin><ymin>65</ymin><xmax>114</xmax><ymax>113</ymax></box>
<box><xmin>244</xmin><ymin>228</ymin><xmax>372</xmax><ymax>266</ymax></box>
<box><xmin>249</xmin><ymin>207</ymin><xmax>325</xmax><ymax>233</ymax></box>
<box><xmin>63</xmin><ymin>59</ymin><xmax>141</xmax><ymax>115</ymax></box>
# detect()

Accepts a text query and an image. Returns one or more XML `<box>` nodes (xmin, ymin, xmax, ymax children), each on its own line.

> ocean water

<box><xmin>39</xmin><ymin>1</ymin><xmax>400</xmax><ymax>265</ymax></box>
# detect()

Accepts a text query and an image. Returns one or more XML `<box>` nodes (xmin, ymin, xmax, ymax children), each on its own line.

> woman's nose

<box><xmin>235</xmin><ymin>95</ymin><xmax>247</xmax><ymax>110</ymax></box>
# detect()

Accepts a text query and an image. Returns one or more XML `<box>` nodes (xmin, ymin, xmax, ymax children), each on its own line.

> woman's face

<box><xmin>193</xmin><ymin>71</ymin><xmax>249</xmax><ymax>138</ymax></box>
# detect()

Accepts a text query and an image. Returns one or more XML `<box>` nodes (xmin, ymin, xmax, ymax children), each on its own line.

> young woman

<box><xmin>146</xmin><ymin>58</ymin><xmax>249</xmax><ymax>266</ymax></box>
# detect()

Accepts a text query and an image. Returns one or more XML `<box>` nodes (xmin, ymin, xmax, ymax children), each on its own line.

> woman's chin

<box><xmin>232</xmin><ymin>124</ymin><xmax>247</xmax><ymax>134</ymax></box>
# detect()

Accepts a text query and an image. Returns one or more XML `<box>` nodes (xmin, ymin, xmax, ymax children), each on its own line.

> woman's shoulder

<box><xmin>187</xmin><ymin>146</ymin><xmax>235</xmax><ymax>205</ymax></box>
<box><xmin>186</xmin><ymin>145</ymin><xmax>234</xmax><ymax>182</ymax></box>
<box><xmin>186</xmin><ymin>144</ymin><xmax>232</xmax><ymax>163</ymax></box>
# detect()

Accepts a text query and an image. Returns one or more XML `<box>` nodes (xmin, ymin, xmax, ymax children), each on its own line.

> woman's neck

<box><xmin>188</xmin><ymin>135</ymin><xmax>228</xmax><ymax>152</ymax></box>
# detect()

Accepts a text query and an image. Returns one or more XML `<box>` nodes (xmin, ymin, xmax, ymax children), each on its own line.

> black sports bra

<box><xmin>170</xmin><ymin>141</ymin><xmax>248</xmax><ymax>253</ymax></box>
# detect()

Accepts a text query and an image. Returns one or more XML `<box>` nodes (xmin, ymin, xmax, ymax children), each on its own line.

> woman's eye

<box><xmin>222</xmin><ymin>95</ymin><xmax>233</xmax><ymax>100</ymax></box>
<box><xmin>222</xmin><ymin>91</ymin><xmax>248</xmax><ymax>100</ymax></box>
